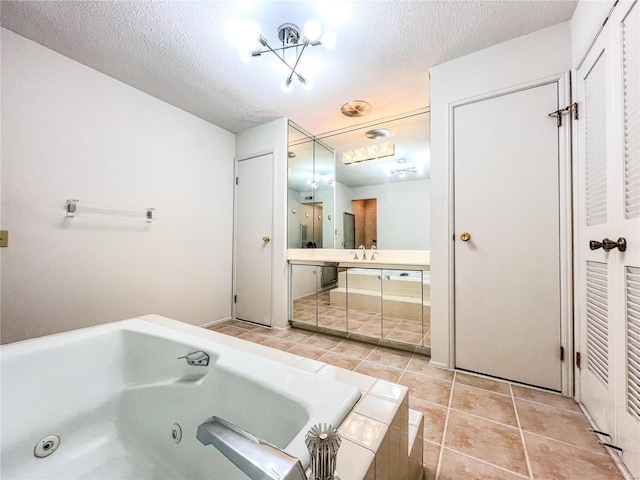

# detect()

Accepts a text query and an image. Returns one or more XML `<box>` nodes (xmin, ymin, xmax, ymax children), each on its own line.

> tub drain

<box><xmin>171</xmin><ymin>423</ymin><xmax>182</xmax><ymax>444</ymax></box>
<box><xmin>34</xmin><ymin>435</ymin><xmax>60</xmax><ymax>458</ymax></box>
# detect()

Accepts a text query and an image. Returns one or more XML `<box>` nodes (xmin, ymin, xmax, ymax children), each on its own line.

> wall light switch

<box><xmin>0</xmin><ymin>230</ymin><xmax>8</xmax><ymax>247</ymax></box>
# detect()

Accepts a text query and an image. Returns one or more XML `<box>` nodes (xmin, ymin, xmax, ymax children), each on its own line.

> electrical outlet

<box><xmin>0</xmin><ymin>230</ymin><xmax>8</xmax><ymax>247</ymax></box>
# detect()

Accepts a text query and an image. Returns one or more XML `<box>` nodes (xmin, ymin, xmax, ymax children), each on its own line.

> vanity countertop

<box><xmin>287</xmin><ymin>249</ymin><xmax>430</xmax><ymax>269</ymax></box>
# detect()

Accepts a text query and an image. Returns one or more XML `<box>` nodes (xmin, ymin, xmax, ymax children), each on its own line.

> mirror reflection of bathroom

<box><xmin>288</xmin><ymin>110</ymin><xmax>430</xmax><ymax>251</ymax></box>
<box><xmin>288</xmin><ymin>110</ymin><xmax>431</xmax><ymax>352</ymax></box>
<box><xmin>287</xmin><ymin>123</ymin><xmax>335</xmax><ymax>249</ymax></box>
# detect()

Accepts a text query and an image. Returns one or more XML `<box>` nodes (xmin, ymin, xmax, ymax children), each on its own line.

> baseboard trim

<box><xmin>429</xmin><ymin>360</ymin><xmax>449</xmax><ymax>370</ymax></box>
<box><xmin>199</xmin><ymin>316</ymin><xmax>232</xmax><ymax>329</ymax></box>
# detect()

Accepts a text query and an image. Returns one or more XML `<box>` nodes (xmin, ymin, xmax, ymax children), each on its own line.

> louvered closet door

<box><xmin>576</xmin><ymin>0</ymin><xmax>640</xmax><ymax>475</ymax></box>
<box><xmin>614</xmin><ymin>1</ymin><xmax>640</xmax><ymax>474</ymax></box>
<box><xmin>575</xmin><ymin>32</ymin><xmax>616</xmax><ymax>440</ymax></box>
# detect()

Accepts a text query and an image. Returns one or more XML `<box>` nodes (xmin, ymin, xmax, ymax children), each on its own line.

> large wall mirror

<box><xmin>288</xmin><ymin>123</ymin><xmax>335</xmax><ymax>248</ymax></box>
<box><xmin>288</xmin><ymin>109</ymin><xmax>430</xmax><ymax>250</ymax></box>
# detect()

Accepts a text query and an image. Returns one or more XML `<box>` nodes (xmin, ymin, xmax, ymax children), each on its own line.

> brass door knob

<box><xmin>262</xmin><ymin>236</ymin><xmax>270</xmax><ymax>243</ymax></box>
<box><xmin>460</xmin><ymin>232</ymin><xmax>471</xmax><ymax>242</ymax></box>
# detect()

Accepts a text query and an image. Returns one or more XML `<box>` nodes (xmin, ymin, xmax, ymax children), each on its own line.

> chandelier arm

<box><xmin>288</xmin><ymin>40</ymin><xmax>309</xmax><ymax>78</ymax></box>
<box><xmin>254</xmin><ymin>43</ymin><xmax>309</xmax><ymax>55</ymax></box>
<box><xmin>262</xmin><ymin>43</ymin><xmax>298</xmax><ymax>74</ymax></box>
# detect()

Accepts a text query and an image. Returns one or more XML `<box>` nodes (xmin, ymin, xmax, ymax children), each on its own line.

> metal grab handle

<box><xmin>460</xmin><ymin>232</ymin><xmax>471</xmax><ymax>242</ymax></box>
<box><xmin>262</xmin><ymin>236</ymin><xmax>270</xmax><ymax>244</ymax></box>
<box><xmin>590</xmin><ymin>237</ymin><xmax>627</xmax><ymax>252</ymax></box>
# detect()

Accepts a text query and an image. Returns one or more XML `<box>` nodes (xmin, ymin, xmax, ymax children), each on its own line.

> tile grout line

<box><xmin>523</xmin><ymin>430</ymin><xmax>618</xmax><ymax>457</ymax></box>
<box><xmin>510</xmin><ymin>383</ymin><xmax>535</xmax><ymax>480</ymax></box>
<box><xmin>453</xmin><ymin>380</ymin><xmax>512</xmax><ymax>398</ymax></box>
<box><xmin>434</xmin><ymin>370</ymin><xmax>457</xmax><ymax>479</ymax></box>
<box><xmin>439</xmin><ymin>446</ymin><xmax>530</xmax><ymax>480</ymax></box>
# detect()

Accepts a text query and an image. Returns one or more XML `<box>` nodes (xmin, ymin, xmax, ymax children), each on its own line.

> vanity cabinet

<box><xmin>289</xmin><ymin>261</ymin><xmax>430</xmax><ymax>354</ymax></box>
<box><xmin>290</xmin><ymin>263</ymin><xmax>346</xmax><ymax>333</ymax></box>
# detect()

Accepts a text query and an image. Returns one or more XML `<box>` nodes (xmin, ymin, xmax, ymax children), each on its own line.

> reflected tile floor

<box><xmin>293</xmin><ymin>290</ymin><xmax>431</xmax><ymax>348</ymax></box>
<box><xmin>208</xmin><ymin>320</ymin><xmax>625</xmax><ymax>480</ymax></box>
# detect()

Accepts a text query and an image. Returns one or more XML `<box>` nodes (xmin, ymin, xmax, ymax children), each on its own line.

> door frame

<box><xmin>232</xmin><ymin>150</ymin><xmax>276</xmax><ymax>326</ymax></box>
<box><xmin>447</xmin><ymin>73</ymin><xmax>574</xmax><ymax>395</ymax></box>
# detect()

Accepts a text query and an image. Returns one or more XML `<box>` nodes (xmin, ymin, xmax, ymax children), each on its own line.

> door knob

<box><xmin>590</xmin><ymin>237</ymin><xmax>626</xmax><ymax>252</ymax></box>
<box><xmin>262</xmin><ymin>236</ymin><xmax>270</xmax><ymax>244</ymax></box>
<box><xmin>602</xmin><ymin>237</ymin><xmax>626</xmax><ymax>252</ymax></box>
<box><xmin>460</xmin><ymin>232</ymin><xmax>471</xmax><ymax>242</ymax></box>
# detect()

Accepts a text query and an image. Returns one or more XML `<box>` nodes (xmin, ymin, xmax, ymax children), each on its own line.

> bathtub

<box><xmin>0</xmin><ymin>315</ymin><xmax>361</xmax><ymax>479</ymax></box>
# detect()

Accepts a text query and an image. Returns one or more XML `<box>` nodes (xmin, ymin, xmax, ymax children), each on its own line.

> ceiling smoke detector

<box><xmin>365</xmin><ymin>128</ymin><xmax>391</xmax><ymax>139</ymax></box>
<box><xmin>341</xmin><ymin>100</ymin><xmax>372</xmax><ymax>118</ymax></box>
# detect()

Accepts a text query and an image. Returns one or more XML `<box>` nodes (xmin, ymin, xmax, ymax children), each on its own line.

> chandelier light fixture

<box><xmin>342</xmin><ymin>143</ymin><xmax>395</xmax><ymax>165</ymax></box>
<box><xmin>239</xmin><ymin>20</ymin><xmax>336</xmax><ymax>92</ymax></box>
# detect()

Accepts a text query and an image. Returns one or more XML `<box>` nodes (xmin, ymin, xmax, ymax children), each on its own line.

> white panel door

<box><xmin>454</xmin><ymin>82</ymin><xmax>562</xmax><ymax>391</ymax></box>
<box><xmin>235</xmin><ymin>153</ymin><xmax>273</xmax><ymax>326</ymax></box>
<box><xmin>575</xmin><ymin>1</ymin><xmax>640</xmax><ymax>475</ymax></box>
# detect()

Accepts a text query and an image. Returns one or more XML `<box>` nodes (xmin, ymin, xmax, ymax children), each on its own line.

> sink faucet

<box><xmin>359</xmin><ymin>245</ymin><xmax>367</xmax><ymax>260</ymax></box>
<box><xmin>197</xmin><ymin>416</ymin><xmax>307</xmax><ymax>480</ymax></box>
<box><xmin>370</xmin><ymin>245</ymin><xmax>378</xmax><ymax>260</ymax></box>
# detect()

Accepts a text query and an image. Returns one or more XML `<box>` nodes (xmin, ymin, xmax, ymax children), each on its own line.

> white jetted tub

<box><xmin>0</xmin><ymin>315</ymin><xmax>361</xmax><ymax>479</ymax></box>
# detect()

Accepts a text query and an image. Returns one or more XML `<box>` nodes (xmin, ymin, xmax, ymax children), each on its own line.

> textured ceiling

<box><xmin>1</xmin><ymin>1</ymin><xmax>577</xmax><ymax>135</ymax></box>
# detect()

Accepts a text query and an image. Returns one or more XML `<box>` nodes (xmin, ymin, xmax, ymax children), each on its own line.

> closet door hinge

<box><xmin>560</xmin><ymin>346</ymin><xmax>565</xmax><ymax>361</ymax></box>
<box><xmin>548</xmin><ymin>103</ymin><xmax>579</xmax><ymax>127</ymax></box>
<box><xmin>234</xmin><ymin>295</ymin><xmax>237</xmax><ymax>303</ymax></box>
<box><xmin>576</xmin><ymin>351</ymin><xmax>581</xmax><ymax>369</ymax></box>
<box><xmin>235</xmin><ymin>177</ymin><xmax>239</xmax><ymax>185</ymax></box>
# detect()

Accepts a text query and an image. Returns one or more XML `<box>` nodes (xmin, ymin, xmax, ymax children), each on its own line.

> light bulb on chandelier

<box><xmin>239</xmin><ymin>19</ymin><xmax>336</xmax><ymax>92</ymax></box>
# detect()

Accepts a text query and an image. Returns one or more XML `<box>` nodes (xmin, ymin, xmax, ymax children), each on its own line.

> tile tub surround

<box><xmin>158</xmin><ymin>316</ymin><xmax>423</xmax><ymax>480</ymax></box>
<box><xmin>210</xmin><ymin>320</ymin><xmax>627</xmax><ymax>480</ymax></box>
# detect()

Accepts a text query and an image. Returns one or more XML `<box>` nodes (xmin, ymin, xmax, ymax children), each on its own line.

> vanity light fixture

<box><xmin>239</xmin><ymin>20</ymin><xmax>336</xmax><ymax>92</ymax></box>
<box><xmin>343</xmin><ymin>142</ymin><xmax>395</xmax><ymax>165</ymax></box>
<box><xmin>387</xmin><ymin>159</ymin><xmax>418</xmax><ymax>177</ymax></box>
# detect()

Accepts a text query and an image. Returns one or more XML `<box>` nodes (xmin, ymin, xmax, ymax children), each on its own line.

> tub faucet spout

<box><xmin>197</xmin><ymin>416</ymin><xmax>307</xmax><ymax>480</ymax></box>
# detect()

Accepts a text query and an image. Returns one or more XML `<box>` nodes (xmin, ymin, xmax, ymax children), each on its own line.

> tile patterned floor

<box><xmin>208</xmin><ymin>320</ymin><xmax>625</xmax><ymax>480</ymax></box>
<box><xmin>293</xmin><ymin>289</ymin><xmax>431</xmax><ymax>348</ymax></box>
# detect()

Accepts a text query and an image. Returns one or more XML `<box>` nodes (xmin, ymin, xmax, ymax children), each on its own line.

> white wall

<box><xmin>350</xmin><ymin>179</ymin><xmax>430</xmax><ymax>250</ymax></box>
<box><xmin>334</xmin><ymin>181</ymin><xmax>353</xmax><ymax>248</ymax></box>
<box><xmin>314</xmin><ymin>188</ymin><xmax>334</xmax><ymax>248</ymax></box>
<box><xmin>429</xmin><ymin>22</ymin><xmax>572</xmax><ymax>367</ymax></box>
<box><xmin>333</xmin><ymin>179</ymin><xmax>430</xmax><ymax>250</ymax></box>
<box><xmin>1</xmin><ymin>29</ymin><xmax>236</xmax><ymax>344</ymax></box>
<box><xmin>235</xmin><ymin>118</ymin><xmax>289</xmax><ymax>329</ymax></box>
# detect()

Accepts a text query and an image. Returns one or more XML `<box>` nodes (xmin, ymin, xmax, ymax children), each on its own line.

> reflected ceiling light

<box><xmin>365</xmin><ymin>128</ymin><xmax>391</xmax><ymax>139</ymax></box>
<box><xmin>343</xmin><ymin>142</ymin><xmax>395</xmax><ymax>165</ymax></box>
<box><xmin>305</xmin><ymin>172</ymin><xmax>332</xmax><ymax>188</ymax></box>
<box><xmin>239</xmin><ymin>21</ymin><xmax>336</xmax><ymax>92</ymax></box>
<box><xmin>341</xmin><ymin>100</ymin><xmax>372</xmax><ymax>117</ymax></box>
<box><xmin>387</xmin><ymin>159</ymin><xmax>417</xmax><ymax>177</ymax></box>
